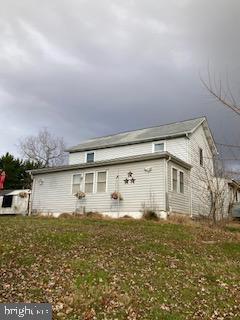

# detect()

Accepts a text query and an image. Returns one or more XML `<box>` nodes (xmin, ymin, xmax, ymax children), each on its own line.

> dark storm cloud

<box><xmin>0</xmin><ymin>0</ymin><xmax>240</xmax><ymax>168</ymax></box>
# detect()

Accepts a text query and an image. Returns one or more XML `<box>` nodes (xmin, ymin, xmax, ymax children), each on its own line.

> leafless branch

<box><xmin>18</xmin><ymin>128</ymin><xmax>67</xmax><ymax>167</ymax></box>
<box><xmin>200</xmin><ymin>67</ymin><xmax>240</xmax><ymax>116</ymax></box>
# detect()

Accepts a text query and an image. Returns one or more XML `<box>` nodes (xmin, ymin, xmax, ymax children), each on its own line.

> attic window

<box><xmin>2</xmin><ymin>195</ymin><xmax>13</xmax><ymax>208</ymax></box>
<box><xmin>153</xmin><ymin>142</ymin><xmax>164</xmax><ymax>152</ymax></box>
<box><xmin>86</xmin><ymin>152</ymin><xmax>95</xmax><ymax>163</ymax></box>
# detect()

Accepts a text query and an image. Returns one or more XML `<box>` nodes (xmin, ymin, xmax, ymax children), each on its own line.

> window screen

<box><xmin>85</xmin><ymin>173</ymin><xmax>94</xmax><ymax>193</ymax></box>
<box><xmin>172</xmin><ymin>168</ymin><xmax>178</xmax><ymax>192</ymax></box>
<box><xmin>179</xmin><ymin>171</ymin><xmax>184</xmax><ymax>194</ymax></box>
<box><xmin>72</xmin><ymin>174</ymin><xmax>82</xmax><ymax>194</ymax></box>
<box><xmin>97</xmin><ymin>172</ymin><xmax>107</xmax><ymax>192</ymax></box>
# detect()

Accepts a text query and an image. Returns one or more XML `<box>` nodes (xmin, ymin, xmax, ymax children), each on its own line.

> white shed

<box><xmin>0</xmin><ymin>189</ymin><xmax>31</xmax><ymax>215</ymax></box>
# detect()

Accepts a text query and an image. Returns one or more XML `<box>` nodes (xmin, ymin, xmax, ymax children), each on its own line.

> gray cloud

<box><xmin>0</xmin><ymin>0</ymin><xmax>240</xmax><ymax>168</ymax></box>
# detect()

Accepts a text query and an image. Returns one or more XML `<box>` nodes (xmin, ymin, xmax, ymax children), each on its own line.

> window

<box><xmin>2</xmin><ymin>195</ymin><xmax>13</xmax><ymax>208</ymax></box>
<box><xmin>199</xmin><ymin>148</ymin><xmax>203</xmax><ymax>166</ymax></box>
<box><xmin>153</xmin><ymin>142</ymin><xmax>164</xmax><ymax>152</ymax></box>
<box><xmin>86</xmin><ymin>152</ymin><xmax>95</xmax><ymax>163</ymax></box>
<box><xmin>97</xmin><ymin>171</ymin><xmax>107</xmax><ymax>193</ymax></box>
<box><xmin>179</xmin><ymin>171</ymin><xmax>184</xmax><ymax>194</ymax></box>
<box><xmin>85</xmin><ymin>173</ymin><xmax>94</xmax><ymax>193</ymax></box>
<box><xmin>72</xmin><ymin>174</ymin><xmax>82</xmax><ymax>194</ymax></box>
<box><xmin>172</xmin><ymin>168</ymin><xmax>185</xmax><ymax>194</ymax></box>
<box><xmin>172</xmin><ymin>168</ymin><xmax>178</xmax><ymax>192</ymax></box>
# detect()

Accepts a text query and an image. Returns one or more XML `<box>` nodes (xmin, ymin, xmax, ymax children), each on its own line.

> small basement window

<box><xmin>86</xmin><ymin>152</ymin><xmax>95</xmax><ymax>163</ymax></box>
<box><xmin>2</xmin><ymin>195</ymin><xmax>13</xmax><ymax>208</ymax></box>
<box><xmin>153</xmin><ymin>142</ymin><xmax>164</xmax><ymax>152</ymax></box>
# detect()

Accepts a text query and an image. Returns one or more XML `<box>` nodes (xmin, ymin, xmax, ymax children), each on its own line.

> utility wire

<box><xmin>216</xmin><ymin>142</ymin><xmax>240</xmax><ymax>149</ymax></box>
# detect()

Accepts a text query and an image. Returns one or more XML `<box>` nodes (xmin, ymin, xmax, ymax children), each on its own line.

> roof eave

<box><xmin>29</xmin><ymin>152</ymin><xmax>191</xmax><ymax>175</ymax></box>
<box><xmin>188</xmin><ymin>117</ymin><xmax>218</xmax><ymax>155</ymax></box>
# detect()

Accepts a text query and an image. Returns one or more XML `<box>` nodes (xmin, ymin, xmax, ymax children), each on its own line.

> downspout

<box><xmin>165</xmin><ymin>155</ymin><xmax>171</xmax><ymax>214</ymax></box>
<box><xmin>28</xmin><ymin>173</ymin><xmax>34</xmax><ymax>216</ymax></box>
<box><xmin>185</xmin><ymin>133</ymin><xmax>193</xmax><ymax>217</ymax></box>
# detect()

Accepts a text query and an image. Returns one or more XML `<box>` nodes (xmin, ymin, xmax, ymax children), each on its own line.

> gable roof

<box><xmin>67</xmin><ymin>117</ymin><xmax>207</xmax><ymax>153</ymax></box>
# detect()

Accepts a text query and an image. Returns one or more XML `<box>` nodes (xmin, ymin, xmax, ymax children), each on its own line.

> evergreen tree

<box><xmin>0</xmin><ymin>153</ymin><xmax>41</xmax><ymax>189</ymax></box>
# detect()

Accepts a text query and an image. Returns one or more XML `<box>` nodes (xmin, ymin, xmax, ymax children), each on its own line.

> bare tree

<box><xmin>19</xmin><ymin>128</ymin><xmax>67</xmax><ymax>167</ymax></box>
<box><xmin>190</xmin><ymin>133</ymin><xmax>231</xmax><ymax>224</ymax></box>
<box><xmin>198</xmin><ymin>159</ymin><xmax>229</xmax><ymax>224</ymax></box>
<box><xmin>201</xmin><ymin>67</ymin><xmax>240</xmax><ymax>180</ymax></box>
<box><xmin>200</xmin><ymin>68</ymin><xmax>240</xmax><ymax>116</ymax></box>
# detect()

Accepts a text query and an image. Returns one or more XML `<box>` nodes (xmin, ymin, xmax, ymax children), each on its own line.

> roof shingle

<box><xmin>67</xmin><ymin>117</ymin><xmax>205</xmax><ymax>152</ymax></box>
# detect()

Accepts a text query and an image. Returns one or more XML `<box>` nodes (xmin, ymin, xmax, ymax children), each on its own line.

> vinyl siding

<box><xmin>189</xmin><ymin>124</ymin><xmax>214</xmax><ymax>216</ymax></box>
<box><xmin>31</xmin><ymin>159</ymin><xmax>166</xmax><ymax>217</ymax></box>
<box><xmin>69</xmin><ymin>137</ymin><xmax>188</xmax><ymax>164</ymax></box>
<box><xmin>166</xmin><ymin>137</ymin><xmax>188</xmax><ymax>162</ymax></box>
<box><xmin>167</xmin><ymin>161</ymin><xmax>191</xmax><ymax>214</ymax></box>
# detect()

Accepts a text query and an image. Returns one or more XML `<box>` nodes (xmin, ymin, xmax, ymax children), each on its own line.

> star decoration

<box><xmin>130</xmin><ymin>178</ymin><xmax>136</xmax><ymax>184</ymax></box>
<box><xmin>124</xmin><ymin>178</ymin><xmax>129</xmax><ymax>184</ymax></box>
<box><xmin>128</xmin><ymin>171</ymin><xmax>133</xmax><ymax>177</ymax></box>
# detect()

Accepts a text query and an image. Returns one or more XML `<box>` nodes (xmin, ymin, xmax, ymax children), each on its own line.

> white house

<box><xmin>0</xmin><ymin>189</ymin><xmax>31</xmax><ymax>215</ymax></box>
<box><xmin>29</xmin><ymin>117</ymin><xmax>235</xmax><ymax>218</ymax></box>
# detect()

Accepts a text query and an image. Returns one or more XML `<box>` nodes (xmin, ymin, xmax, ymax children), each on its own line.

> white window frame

<box><xmin>84</xmin><ymin>171</ymin><xmax>95</xmax><ymax>194</ymax></box>
<box><xmin>85</xmin><ymin>151</ymin><xmax>95</xmax><ymax>163</ymax></box>
<box><xmin>171</xmin><ymin>166</ymin><xmax>185</xmax><ymax>194</ymax></box>
<box><xmin>71</xmin><ymin>173</ymin><xmax>83</xmax><ymax>195</ymax></box>
<box><xmin>152</xmin><ymin>140</ymin><xmax>166</xmax><ymax>153</ymax></box>
<box><xmin>96</xmin><ymin>170</ymin><xmax>108</xmax><ymax>193</ymax></box>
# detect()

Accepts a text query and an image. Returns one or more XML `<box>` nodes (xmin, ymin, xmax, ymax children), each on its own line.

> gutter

<box><xmin>28</xmin><ymin>173</ymin><xmax>34</xmax><ymax>216</ymax></box>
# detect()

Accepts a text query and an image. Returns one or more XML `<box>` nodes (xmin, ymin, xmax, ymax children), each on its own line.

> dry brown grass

<box><xmin>1</xmin><ymin>216</ymin><xmax>240</xmax><ymax>319</ymax></box>
<box><xmin>58</xmin><ymin>212</ymin><xmax>74</xmax><ymax>218</ymax></box>
<box><xmin>168</xmin><ymin>212</ymin><xmax>193</xmax><ymax>225</ymax></box>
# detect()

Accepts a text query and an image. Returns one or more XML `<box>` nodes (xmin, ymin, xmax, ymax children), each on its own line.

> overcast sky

<box><xmin>0</xmin><ymin>0</ymin><xmax>240</xmax><ymax>167</ymax></box>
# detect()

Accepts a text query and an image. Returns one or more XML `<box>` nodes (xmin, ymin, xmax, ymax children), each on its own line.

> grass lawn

<box><xmin>0</xmin><ymin>216</ymin><xmax>240</xmax><ymax>319</ymax></box>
